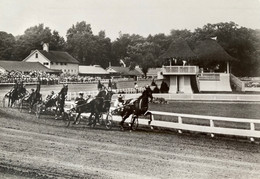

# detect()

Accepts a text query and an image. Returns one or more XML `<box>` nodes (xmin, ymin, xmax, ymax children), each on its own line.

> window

<box><xmin>60</xmin><ymin>62</ymin><xmax>63</xmax><ymax>65</ymax></box>
<box><xmin>35</xmin><ymin>53</ymin><xmax>38</xmax><ymax>58</ymax></box>
<box><xmin>56</xmin><ymin>62</ymin><xmax>59</xmax><ymax>65</ymax></box>
<box><xmin>64</xmin><ymin>63</ymin><xmax>67</xmax><ymax>65</ymax></box>
<box><xmin>50</xmin><ymin>62</ymin><xmax>53</xmax><ymax>65</ymax></box>
<box><xmin>43</xmin><ymin>62</ymin><xmax>49</xmax><ymax>66</ymax></box>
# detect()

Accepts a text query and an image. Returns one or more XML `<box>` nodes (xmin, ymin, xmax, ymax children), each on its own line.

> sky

<box><xmin>1</xmin><ymin>0</ymin><xmax>260</xmax><ymax>41</ymax></box>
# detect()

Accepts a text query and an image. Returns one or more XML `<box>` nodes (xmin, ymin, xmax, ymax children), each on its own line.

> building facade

<box><xmin>23</xmin><ymin>43</ymin><xmax>79</xmax><ymax>75</ymax></box>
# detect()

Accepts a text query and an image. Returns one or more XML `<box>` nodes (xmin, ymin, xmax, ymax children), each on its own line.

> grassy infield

<box><xmin>149</xmin><ymin>102</ymin><xmax>260</xmax><ymax>131</ymax></box>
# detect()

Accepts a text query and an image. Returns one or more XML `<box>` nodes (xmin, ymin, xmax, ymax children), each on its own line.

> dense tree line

<box><xmin>0</xmin><ymin>21</ymin><xmax>259</xmax><ymax>76</ymax></box>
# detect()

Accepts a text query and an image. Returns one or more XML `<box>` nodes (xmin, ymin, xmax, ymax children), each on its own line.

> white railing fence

<box><xmin>64</xmin><ymin>102</ymin><xmax>260</xmax><ymax>140</ymax></box>
<box><xmin>147</xmin><ymin>110</ymin><xmax>260</xmax><ymax>140</ymax></box>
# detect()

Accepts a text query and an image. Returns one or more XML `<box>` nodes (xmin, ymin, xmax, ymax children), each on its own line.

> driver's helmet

<box><xmin>31</xmin><ymin>89</ymin><xmax>35</xmax><ymax>92</ymax></box>
<box><xmin>79</xmin><ymin>92</ymin><xmax>84</xmax><ymax>96</ymax></box>
<box><xmin>51</xmin><ymin>91</ymin><xmax>54</xmax><ymax>95</ymax></box>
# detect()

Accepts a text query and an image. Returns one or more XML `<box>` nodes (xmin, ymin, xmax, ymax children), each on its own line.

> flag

<box><xmin>119</xmin><ymin>59</ymin><xmax>126</xmax><ymax>67</ymax></box>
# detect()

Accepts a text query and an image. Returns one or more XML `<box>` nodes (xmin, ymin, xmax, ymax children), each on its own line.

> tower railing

<box><xmin>162</xmin><ymin>66</ymin><xmax>199</xmax><ymax>75</ymax></box>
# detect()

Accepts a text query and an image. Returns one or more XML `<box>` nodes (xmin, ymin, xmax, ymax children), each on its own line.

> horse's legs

<box><xmin>148</xmin><ymin>113</ymin><xmax>153</xmax><ymax>125</ymax></box>
<box><xmin>8</xmin><ymin>97</ymin><xmax>11</xmax><ymax>107</ymax></box>
<box><xmin>73</xmin><ymin>113</ymin><xmax>81</xmax><ymax>124</ymax></box>
<box><xmin>130</xmin><ymin>115</ymin><xmax>137</xmax><ymax>131</ymax></box>
<box><xmin>10</xmin><ymin>98</ymin><xmax>15</xmax><ymax>107</ymax></box>
<box><xmin>148</xmin><ymin>113</ymin><xmax>154</xmax><ymax>130</ymax></box>
<box><xmin>88</xmin><ymin>113</ymin><xmax>93</xmax><ymax>125</ymax></box>
<box><xmin>120</xmin><ymin>110</ymin><xmax>132</xmax><ymax>129</ymax></box>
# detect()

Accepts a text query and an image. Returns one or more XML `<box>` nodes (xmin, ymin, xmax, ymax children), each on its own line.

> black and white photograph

<box><xmin>0</xmin><ymin>0</ymin><xmax>260</xmax><ymax>178</ymax></box>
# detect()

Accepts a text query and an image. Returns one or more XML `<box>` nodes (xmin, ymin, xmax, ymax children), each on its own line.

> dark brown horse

<box><xmin>72</xmin><ymin>89</ymin><xmax>114</xmax><ymax>126</ymax></box>
<box><xmin>119</xmin><ymin>86</ymin><xmax>153</xmax><ymax>131</ymax></box>
<box><xmin>5</xmin><ymin>82</ymin><xmax>28</xmax><ymax>107</ymax></box>
<box><xmin>28</xmin><ymin>82</ymin><xmax>42</xmax><ymax>113</ymax></box>
<box><xmin>55</xmin><ymin>85</ymin><xmax>68</xmax><ymax>119</ymax></box>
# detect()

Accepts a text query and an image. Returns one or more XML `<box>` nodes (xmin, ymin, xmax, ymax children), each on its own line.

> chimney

<box><xmin>43</xmin><ymin>43</ymin><xmax>49</xmax><ymax>52</ymax></box>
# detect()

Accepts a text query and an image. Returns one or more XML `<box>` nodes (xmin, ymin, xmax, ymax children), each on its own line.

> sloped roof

<box><xmin>160</xmin><ymin>39</ymin><xmax>197</xmax><ymax>60</ymax></box>
<box><xmin>38</xmin><ymin>50</ymin><xmax>79</xmax><ymax>64</ymax></box>
<box><xmin>79</xmin><ymin>65</ymin><xmax>109</xmax><ymax>75</ymax></box>
<box><xmin>0</xmin><ymin>61</ymin><xmax>61</xmax><ymax>73</ymax></box>
<box><xmin>193</xmin><ymin>39</ymin><xmax>237</xmax><ymax>61</ymax></box>
<box><xmin>135</xmin><ymin>67</ymin><xmax>143</xmax><ymax>74</ymax></box>
<box><xmin>107</xmin><ymin>66</ymin><xmax>142</xmax><ymax>76</ymax></box>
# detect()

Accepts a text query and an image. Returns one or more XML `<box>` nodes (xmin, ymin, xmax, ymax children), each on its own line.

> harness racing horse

<box><xmin>119</xmin><ymin>87</ymin><xmax>153</xmax><ymax>131</ymax></box>
<box><xmin>28</xmin><ymin>83</ymin><xmax>42</xmax><ymax>113</ymax></box>
<box><xmin>4</xmin><ymin>82</ymin><xmax>28</xmax><ymax>107</ymax></box>
<box><xmin>54</xmin><ymin>85</ymin><xmax>68</xmax><ymax>119</ymax></box>
<box><xmin>72</xmin><ymin>89</ymin><xmax>114</xmax><ymax>127</ymax></box>
<box><xmin>35</xmin><ymin>85</ymin><xmax>68</xmax><ymax>119</ymax></box>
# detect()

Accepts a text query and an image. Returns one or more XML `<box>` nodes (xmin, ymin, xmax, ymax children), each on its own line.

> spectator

<box><xmin>97</xmin><ymin>80</ymin><xmax>103</xmax><ymax>91</ymax></box>
<box><xmin>134</xmin><ymin>82</ymin><xmax>138</xmax><ymax>93</ymax></box>
<box><xmin>151</xmin><ymin>79</ymin><xmax>156</xmax><ymax>86</ymax></box>
<box><xmin>112</xmin><ymin>82</ymin><xmax>117</xmax><ymax>89</ymax></box>
<box><xmin>108</xmin><ymin>79</ymin><xmax>112</xmax><ymax>90</ymax></box>
<box><xmin>160</xmin><ymin>80</ymin><xmax>169</xmax><ymax>93</ymax></box>
<box><xmin>153</xmin><ymin>85</ymin><xmax>160</xmax><ymax>93</ymax></box>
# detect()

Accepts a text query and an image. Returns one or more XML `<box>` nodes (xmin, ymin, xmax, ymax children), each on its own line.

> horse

<box><xmin>72</xmin><ymin>89</ymin><xmax>114</xmax><ymax>126</ymax></box>
<box><xmin>55</xmin><ymin>85</ymin><xmax>68</xmax><ymax>119</ymax></box>
<box><xmin>36</xmin><ymin>85</ymin><xmax>68</xmax><ymax>119</ymax></box>
<box><xmin>119</xmin><ymin>86</ymin><xmax>153</xmax><ymax>131</ymax></box>
<box><xmin>27</xmin><ymin>82</ymin><xmax>42</xmax><ymax>113</ymax></box>
<box><xmin>4</xmin><ymin>88</ymin><xmax>19</xmax><ymax>107</ymax></box>
<box><xmin>5</xmin><ymin>83</ymin><xmax>28</xmax><ymax>107</ymax></box>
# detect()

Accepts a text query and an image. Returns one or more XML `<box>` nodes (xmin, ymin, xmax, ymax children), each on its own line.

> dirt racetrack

<box><xmin>1</xmin><ymin>105</ymin><xmax>260</xmax><ymax>179</ymax></box>
<box><xmin>1</xmin><ymin>83</ymin><xmax>260</xmax><ymax>178</ymax></box>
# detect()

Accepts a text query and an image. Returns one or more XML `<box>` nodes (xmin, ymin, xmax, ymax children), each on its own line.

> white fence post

<box><xmin>250</xmin><ymin>122</ymin><xmax>255</xmax><ymax>142</ymax></box>
<box><xmin>210</xmin><ymin>119</ymin><xmax>215</xmax><ymax>137</ymax></box>
<box><xmin>178</xmin><ymin>116</ymin><xmax>182</xmax><ymax>134</ymax></box>
<box><xmin>250</xmin><ymin>122</ymin><xmax>255</xmax><ymax>131</ymax></box>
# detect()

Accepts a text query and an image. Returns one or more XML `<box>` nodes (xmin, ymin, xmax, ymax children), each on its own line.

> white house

<box><xmin>23</xmin><ymin>43</ymin><xmax>79</xmax><ymax>75</ymax></box>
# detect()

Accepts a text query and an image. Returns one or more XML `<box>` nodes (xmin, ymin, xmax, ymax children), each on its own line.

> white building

<box><xmin>23</xmin><ymin>43</ymin><xmax>79</xmax><ymax>74</ymax></box>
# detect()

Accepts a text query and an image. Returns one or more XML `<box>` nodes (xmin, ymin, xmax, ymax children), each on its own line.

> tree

<box><xmin>127</xmin><ymin>41</ymin><xmax>157</xmax><ymax>76</ymax></box>
<box><xmin>49</xmin><ymin>30</ymin><xmax>65</xmax><ymax>51</ymax></box>
<box><xmin>111</xmin><ymin>33</ymin><xmax>132</xmax><ymax>66</ymax></box>
<box><xmin>66</xmin><ymin>22</ymin><xmax>112</xmax><ymax>67</ymax></box>
<box><xmin>0</xmin><ymin>31</ymin><xmax>15</xmax><ymax>60</ymax></box>
<box><xmin>92</xmin><ymin>30</ymin><xmax>112</xmax><ymax>68</ymax></box>
<box><xmin>12</xmin><ymin>24</ymin><xmax>65</xmax><ymax>60</ymax></box>
<box><xmin>66</xmin><ymin>21</ymin><xmax>96</xmax><ymax>64</ymax></box>
<box><xmin>192</xmin><ymin>22</ymin><xmax>259</xmax><ymax>76</ymax></box>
